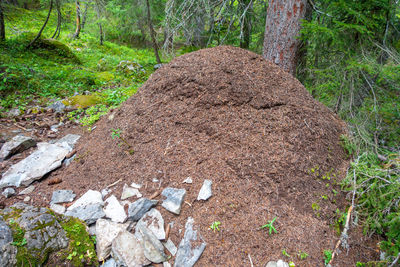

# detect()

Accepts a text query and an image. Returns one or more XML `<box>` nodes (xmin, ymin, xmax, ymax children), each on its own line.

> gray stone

<box><xmin>0</xmin><ymin>135</ymin><xmax>36</xmax><ymax>160</ymax></box>
<box><xmin>0</xmin><ymin>142</ymin><xmax>70</xmax><ymax>189</ymax></box>
<box><xmin>136</xmin><ymin>208</ymin><xmax>165</xmax><ymax>240</ymax></box>
<box><xmin>50</xmin><ymin>203</ymin><xmax>66</xmax><ymax>214</ymax></box>
<box><xmin>265</xmin><ymin>260</ymin><xmax>289</xmax><ymax>267</ymax></box>
<box><xmin>19</xmin><ymin>185</ymin><xmax>35</xmax><ymax>195</ymax></box>
<box><xmin>104</xmin><ymin>195</ymin><xmax>127</xmax><ymax>223</ymax></box>
<box><xmin>2</xmin><ymin>203</ymin><xmax>69</xmax><ymax>263</ymax></box>
<box><xmin>163</xmin><ymin>239</ymin><xmax>177</xmax><ymax>256</ymax></box>
<box><xmin>197</xmin><ymin>179</ymin><xmax>212</xmax><ymax>201</ymax></box>
<box><xmin>135</xmin><ymin>224</ymin><xmax>167</xmax><ymax>263</ymax></box>
<box><xmin>164</xmin><ymin>262</ymin><xmax>172</xmax><ymax>267</ymax></box>
<box><xmin>2</xmin><ymin>188</ymin><xmax>15</xmax><ymax>198</ymax></box>
<box><xmin>23</xmin><ymin>196</ymin><xmax>30</xmax><ymax>202</ymax></box>
<box><xmin>65</xmin><ymin>203</ymin><xmax>105</xmax><ymax>225</ymax></box>
<box><xmin>48</xmin><ymin>101</ymin><xmax>66</xmax><ymax>113</ymax></box>
<box><xmin>0</xmin><ymin>215</ymin><xmax>17</xmax><ymax>266</ymax></box>
<box><xmin>56</xmin><ymin>134</ymin><xmax>81</xmax><ymax>150</ymax></box>
<box><xmin>130</xmin><ymin>182</ymin><xmax>142</xmax><ymax>189</ymax></box>
<box><xmin>111</xmin><ymin>230</ymin><xmax>150</xmax><ymax>267</ymax></box>
<box><xmin>96</xmin><ymin>219</ymin><xmax>130</xmax><ymax>261</ymax></box>
<box><xmin>121</xmin><ymin>184</ymin><xmax>142</xmax><ymax>200</ymax></box>
<box><xmin>127</xmin><ymin>198</ymin><xmax>158</xmax><ymax>222</ymax></box>
<box><xmin>101</xmin><ymin>188</ymin><xmax>111</xmax><ymax>198</ymax></box>
<box><xmin>154</xmin><ymin>63</ymin><xmax>163</xmax><ymax>70</ymax></box>
<box><xmin>174</xmin><ymin>217</ymin><xmax>206</xmax><ymax>267</ymax></box>
<box><xmin>51</xmin><ymin>190</ymin><xmax>76</xmax><ymax>204</ymax></box>
<box><xmin>63</xmin><ymin>154</ymin><xmax>76</xmax><ymax>167</ymax></box>
<box><xmin>182</xmin><ymin>177</ymin><xmax>193</xmax><ymax>184</ymax></box>
<box><xmin>67</xmin><ymin>189</ymin><xmax>103</xmax><ymax>211</ymax></box>
<box><xmin>100</xmin><ymin>258</ymin><xmax>117</xmax><ymax>267</ymax></box>
<box><xmin>8</xmin><ymin>108</ymin><xmax>20</xmax><ymax>117</ymax></box>
<box><xmin>161</xmin><ymin>188</ymin><xmax>186</xmax><ymax>215</ymax></box>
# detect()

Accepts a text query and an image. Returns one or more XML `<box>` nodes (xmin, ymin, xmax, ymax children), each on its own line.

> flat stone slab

<box><xmin>121</xmin><ymin>184</ymin><xmax>142</xmax><ymax>200</ymax></box>
<box><xmin>0</xmin><ymin>135</ymin><xmax>36</xmax><ymax>160</ymax></box>
<box><xmin>51</xmin><ymin>190</ymin><xmax>76</xmax><ymax>204</ymax></box>
<box><xmin>112</xmin><ymin>230</ymin><xmax>150</xmax><ymax>267</ymax></box>
<box><xmin>104</xmin><ymin>195</ymin><xmax>127</xmax><ymax>223</ymax></box>
<box><xmin>174</xmin><ymin>217</ymin><xmax>206</xmax><ymax>267</ymax></box>
<box><xmin>67</xmin><ymin>190</ymin><xmax>103</xmax><ymax>211</ymax></box>
<box><xmin>161</xmin><ymin>188</ymin><xmax>186</xmax><ymax>215</ymax></box>
<box><xmin>65</xmin><ymin>203</ymin><xmax>105</xmax><ymax>225</ymax></box>
<box><xmin>50</xmin><ymin>203</ymin><xmax>66</xmax><ymax>214</ymax></box>
<box><xmin>56</xmin><ymin>134</ymin><xmax>81</xmax><ymax>150</ymax></box>
<box><xmin>18</xmin><ymin>185</ymin><xmax>35</xmax><ymax>195</ymax></box>
<box><xmin>96</xmin><ymin>219</ymin><xmax>130</xmax><ymax>261</ymax></box>
<box><xmin>0</xmin><ymin>142</ymin><xmax>70</xmax><ymax>189</ymax></box>
<box><xmin>163</xmin><ymin>239</ymin><xmax>177</xmax><ymax>256</ymax></box>
<box><xmin>197</xmin><ymin>179</ymin><xmax>212</xmax><ymax>201</ymax></box>
<box><xmin>2</xmin><ymin>188</ymin><xmax>15</xmax><ymax>198</ymax></box>
<box><xmin>128</xmin><ymin>198</ymin><xmax>158</xmax><ymax>222</ymax></box>
<box><xmin>136</xmin><ymin>208</ymin><xmax>165</xmax><ymax>240</ymax></box>
<box><xmin>136</xmin><ymin>224</ymin><xmax>167</xmax><ymax>263</ymax></box>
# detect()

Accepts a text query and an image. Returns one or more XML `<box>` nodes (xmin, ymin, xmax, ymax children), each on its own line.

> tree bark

<box><xmin>27</xmin><ymin>0</ymin><xmax>53</xmax><ymax>48</ymax></box>
<box><xmin>73</xmin><ymin>0</ymin><xmax>81</xmax><ymax>38</ymax></box>
<box><xmin>262</xmin><ymin>0</ymin><xmax>310</xmax><ymax>75</ymax></box>
<box><xmin>0</xmin><ymin>0</ymin><xmax>5</xmax><ymax>41</ymax></box>
<box><xmin>51</xmin><ymin>0</ymin><xmax>61</xmax><ymax>39</ymax></box>
<box><xmin>81</xmin><ymin>2</ymin><xmax>88</xmax><ymax>30</ymax></box>
<box><xmin>239</xmin><ymin>0</ymin><xmax>252</xmax><ymax>49</ymax></box>
<box><xmin>145</xmin><ymin>0</ymin><xmax>161</xmax><ymax>64</ymax></box>
<box><xmin>94</xmin><ymin>0</ymin><xmax>103</xmax><ymax>45</ymax></box>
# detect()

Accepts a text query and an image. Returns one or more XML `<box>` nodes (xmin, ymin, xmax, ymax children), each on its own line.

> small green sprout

<box><xmin>323</xmin><ymin>249</ymin><xmax>333</xmax><ymax>265</ymax></box>
<box><xmin>210</xmin><ymin>221</ymin><xmax>221</xmax><ymax>232</ymax></box>
<box><xmin>260</xmin><ymin>216</ymin><xmax>278</xmax><ymax>235</ymax></box>
<box><xmin>297</xmin><ymin>251</ymin><xmax>309</xmax><ymax>260</ymax></box>
<box><xmin>282</xmin><ymin>249</ymin><xmax>291</xmax><ymax>257</ymax></box>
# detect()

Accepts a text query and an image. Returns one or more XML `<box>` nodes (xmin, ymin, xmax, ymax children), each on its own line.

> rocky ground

<box><xmin>0</xmin><ymin>46</ymin><xmax>381</xmax><ymax>267</ymax></box>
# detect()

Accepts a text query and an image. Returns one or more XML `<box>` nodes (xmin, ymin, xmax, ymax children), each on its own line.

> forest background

<box><xmin>0</xmin><ymin>0</ymin><xmax>399</xmax><ymax>264</ymax></box>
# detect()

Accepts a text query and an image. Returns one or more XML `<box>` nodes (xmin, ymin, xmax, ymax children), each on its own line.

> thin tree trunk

<box><xmin>0</xmin><ymin>0</ymin><xmax>5</xmax><ymax>41</ymax></box>
<box><xmin>27</xmin><ymin>0</ymin><xmax>53</xmax><ymax>48</ymax></box>
<box><xmin>94</xmin><ymin>0</ymin><xmax>103</xmax><ymax>45</ymax></box>
<box><xmin>239</xmin><ymin>0</ymin><xmax>252</xmax><ymax>49</ymax></box>
<box><xmin>263</xmin><ymin>0</ymin><xmax>310</xmax><ymax>75</ymax></box>
<box><xmin>73</xmin><ymin>0</ymin><xmax>81</xmax><ymax>38</ymax></box>
<box><xmin>51</xmin><ymin>0</ymin><xmax>61</xmax><ymax>39</ymax></box>
<box><xmin>145</xmin><ymin>0</ymin><xmax>161</xmax><ymax>64</ymax></box>
<box><xmin>81</xmin><ymin>2</ymin><xmax>89</xmax><ymax>30</ymax></box>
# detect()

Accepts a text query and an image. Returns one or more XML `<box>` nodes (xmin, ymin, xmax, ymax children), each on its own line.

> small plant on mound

<box><xmin>323</xmin><ymin>249</ymin><xmax>333</xmax><ymax>265</ymax></box>
<box><xmin>111</xmin><ymin>128</ymin><xmax>134</xmax><ymax>155</ymax></box>
<box><xmin>210</xmin><ymin>221</ymin><xmax>221</xmax><ymax>232</ymax></box>
<box><xmin>260</xmin><ymin>217</ymin><xmax>278</xmax><ymax>235</ymax></box>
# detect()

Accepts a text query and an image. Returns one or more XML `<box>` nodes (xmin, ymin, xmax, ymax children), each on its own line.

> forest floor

<box><xmin>1</xmin><ymin>46</ymin><xmax>382</xmax><ymax>266</ymax></box>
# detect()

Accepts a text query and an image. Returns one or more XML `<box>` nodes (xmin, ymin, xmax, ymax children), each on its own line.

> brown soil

<box><xmin>2</xmin><ymin>46</ymin><xmax>380</xmax><ymax>266</ymax></box>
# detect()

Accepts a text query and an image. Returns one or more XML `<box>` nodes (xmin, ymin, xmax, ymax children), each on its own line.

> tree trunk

<box><xmin>0</xmin><ymin>0</ymin><xmax>5</xmax><ymax>41</ymax></box>
<box><xmin>27</xmin><ymin>0</ymin><xmax>53</xmax><ymax>48</ymax></box>
<box><xmin>239</xmin><ymin>0</ymin><xmax>252</xmax><ymax>49</ymax></box>
<box><xmin>73</xmin><ymin>0</ymin><xmax>81</xmax><ymax>38</ymax></box>
<box><xmin>94</xmin><ymin>0</ymin><xmax>103</xmax><ymax>45</ymax></box>
<box><xmin>263</xmin><ymin>0</ymin><xmax>310</xmax><ymax>75</ymax></box>
<box><xmin>145</xmin><ymin>0</ymin><xmax>161</xmax><ymax>64</ymax></box>
<box><xmin>51</xmin><ymin>0</ymin><xmax>61</xmax><ymax>39</ymax></box>
<box><xmin>81</xmin><ymin>2</ymin><xmax>88</xmax><ymax>30</ymax></box>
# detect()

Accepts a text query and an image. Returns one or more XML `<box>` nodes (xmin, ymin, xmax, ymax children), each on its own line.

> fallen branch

<box><xmin>106</xmin><ymin>178</ymin><xmax>121</xmax><ymax>188</ymax></box>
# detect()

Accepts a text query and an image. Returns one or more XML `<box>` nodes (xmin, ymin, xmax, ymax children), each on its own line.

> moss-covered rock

<box><xmin>62</xmin><ymin>94</ymin><xmax>102</xmax><ymax>109</ymax></box>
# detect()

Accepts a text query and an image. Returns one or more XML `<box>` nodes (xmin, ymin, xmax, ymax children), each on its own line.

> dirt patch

<box><xmin>4</xmin><ymin>46</ymin><xmax>379</xmax><ymax>265</ymax></box>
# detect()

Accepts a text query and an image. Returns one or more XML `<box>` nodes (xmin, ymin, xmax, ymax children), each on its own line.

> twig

<box><xmin>149</xmin><ymin>190</ymin><xmax>160</xmax><ymax>200</ymax></box>
<box><xmin>165</xmin><ymin>224</ymin><xmax>171</xmax><ymax>240</ymax></box>
<box><xmin>389</xmin><ymin>252</ymin><xmax>400</xmax><ymax>267</ymax></box>
<box><xmin>248</xmin><ymin>254</ymin><xmax>254</xmax><ymax>267</ymax></box>
<box><xmin>106</xmin><ymin>178</ymin><xmax>121</xmax><ymax>188</ymax></box>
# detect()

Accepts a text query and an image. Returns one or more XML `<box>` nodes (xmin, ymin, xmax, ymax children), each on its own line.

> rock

<box><xmin>50</xmin><ymin>203</ymin><xmax>66</xmax><ymax>214</ymax></box>
<box><xmin>65</xmin><ymin>203</ymin><xmax>105</xmax><ymax>225</ymax></box>
<box><xmin>164</xmin><ymin>262</ymin><xmax>172</xmax><ymax>267</ymax></box>
<box><xmin>2</xmin><ymin>188</ymin><xmax>15</xmax><ymax>198</ymax></box>
<box><xmin>0</xmin><ymin>135</ymin><xmax>36</xmax><ymax>160</ymax></box>
<box><xmin>63</xmin><ymin>154</ymin><xmax>76</xmax><ymax>167</ymax></box>
<box><xmin>154</xmin><ymin>63</ymin><xmax>163</xmax><ymax>70</ymax></box>
<box><xmin>56</xmin><ymin>134</ymin><xmax>81</xmax><ymax>150</ymax></box>
<box><xmin>19</xmin><ymin>185</ymin><xmax>35</xmax><ymax>195</ymax></box>
<box><xmin>116</xmin><ymin>60</ymin><xmax>144</xmax><ymax>76</ymax></box>
<box><xmin>174</xmin><ymin>217</ymin><xmax>206</xmax><ymax>267</ymax></box>
<box><xmin>104</xmin><ymin>195</ymin><xmax>127</xmax><ymax>223</ymax></box>
<box><xmin>100</xmin><ymin>258</ymin><xmax>117</xmax><ymax>267</ymax></box>
<box><xmin>136</xmin><ymin>208</ymin><xmax>165</xmax><ymax>240</ymax></box>
<box><xmin>48</xmin><ymin>101</ymin><xmax>66</xmax><ymax>113</ymax></box>
<box><xmin>111</xmin><ymin>230</ymin><xmax>150</xmax><ymax>267</ymax></box>
<box><xmin>163</xmin><ymin>239</ymin><xmax>177</xmax><ymax>256</ymax></box>
<box><xmin>135</xmin><ymin>224</ymin><xmax>167</xmax><ymax>263</ymax></box>
<box><xmin>182</xmin><ymin>177</ymin><xmax>193</xmax><ymax>184</ymax></box>
<box><xmin>161</xmin><ymin>188</ymin><xmax>186</xmax><ymax>215</ymax></box>
<box><xmin>127</xmin><ymin>198</ymin><xmax>158</xmax><ymax>222</ymax></box>
<box><xmin>130</xmin><ymin>182</ymin><xmax>142</xmax><ymax>189</ymax></box>
<box><xmin>197</xmin><ymin>179</ymin><xmax>212</xmax><ymax>201</ymax></box>
<box><xmin>121</xmin><ymin>183</ymin><xmax>142</xmax><ymax>200</ymax></box>
<box><xmin>101</xmin><ymin>188</ymin><xmax>111</xmax><ymax>198</ymax></box>
<box><xmin>0</xmin><ymin>142</ymin><xmax>70</xmax><ymax>189</ymax></box>
<box><xmin>0</xmin><ymin>215</ymin><xmax>17</xmax><ymax>266</ymax></box>
<box><xmin>96</xmin><ymin>219</ymin><xmax>130</xmax><ymax>261</ymax></box>
<box><xmin>23</xmin><ymin>196</ymin><xmax>30</xmax><ymax>202</ymax></box>
<box><xmin>8</xmin><ymin>108</ymin><xmax>20</xmax><ymax>117</ymax></box>
<box><xmin>51</xmin><ymin>190</ymin><xmax>76</xmax><ymax>204</ymax></box>
<box><xmin>265</xmin><ymin>260</ymin><xmax>289</xmax><ymax>267</ymax></box>
<box><xmin>67</xmin><ymin>189</ymin><xmax>103</xmax><ymax>211</ymax></box>
<box><xmin>2</xmin><ymin>203</ymin><xmax>69</xmax><ymax>264</ymax></box>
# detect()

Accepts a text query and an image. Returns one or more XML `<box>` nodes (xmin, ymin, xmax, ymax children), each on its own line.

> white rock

<box><xmin>182</xmin><ymin>177</ymin><xmax>193</xmax><ymax>184</ymax></box>
<box><xmin>50</xmin><ymin>203</ymin><xmax>66</xmax><ymax>214</ymax></box>
<box><xmin>0</xmin><ymin>135</ymin><xmax>36</xmax><ymax>160</ymax></box>
<box><xmin>197</xmin><ymin>179</ymin><xmax>212</xmax><ymax>201</ymax></box>
<box><xmin>163</xmin><ymin>239</ymin><xmax>177</xmax><ymax>256</ymax></box>
<box><xmin>96</xmin><ymin>219</ymin><xmax>130</xmax><ymax>261</ymax></box>
<box><xmin>2</xmin><ymin>188</ymin><xmax>15</xmax><ymax>198</ymax></box>
<box><xmin>56</xmin><ymin>134</ymin><xmax>81</xmax><ymax>150</ymax></box>
<box><xmin>23</xmin><ymin>196</ymin><xmax>30</xmax><ymax>202</ymax></box>
<box><xmin>0</xmin><ymin>142</ymin><xmax>70</xmax><ymax>189</ymax></box>
<box><xmin>136</xmin><ymin>208</ymin><xmax>165</xmax><ymax>240</ymax></box>
<box><xmin>111</xmin><ymin>230</ymin><xmax>150</xmax><ymax>266</ymax></box>
<box><xmin>164</xmin><ymin>262</ymin><xmax>172</xmax><ymax>267</ymax></box>
<box><xmin>104</xmin><ymin>195</ymin><xmax>127</xmax><ymax>223</ymax></box>
<box><xmin>121</xmin><ymin>184</ymin><xmax>142</xmax><ymax>200</ymax></box>
<box><xmin>130</xmin><ymin>182</ymin><xmax>142</xmax><ymax>189</ymax></box>
<box><xmin>67</xmin><ymin>190</ymin><xmax>103</xmax><ymax>211</ymax></box>
<box><xmin>101</xmin><ymin>188</ymin><xmax>111</xmax><ymax>198</ymax></box>
<box><xmin>18</xmin><ymin>185</ymin><xmax>35</xmax><ymax>195</ymax></box>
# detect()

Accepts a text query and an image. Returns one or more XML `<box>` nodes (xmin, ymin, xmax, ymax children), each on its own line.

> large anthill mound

<box><xmin>35</xmin><ymin>46</ymin><xmax>378</xmax><ymax>265</ymax></box>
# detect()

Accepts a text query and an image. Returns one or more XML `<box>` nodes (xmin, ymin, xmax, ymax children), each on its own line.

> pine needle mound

<box><xmin>47</xmin><ymin>46</ymin><xmax>369</xmax><ymax>265</ymax></box>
